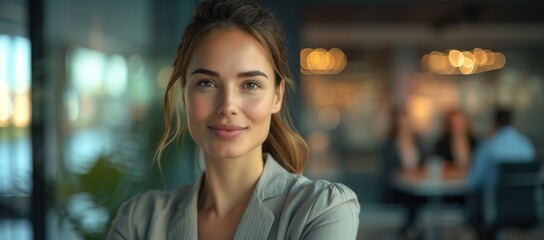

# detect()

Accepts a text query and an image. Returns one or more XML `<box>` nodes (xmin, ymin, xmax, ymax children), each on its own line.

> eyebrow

<box><xmin>191</xmin><ymin>68</ymin><xmax>268</xmax><ymax>79</ymax></box>
<box><xmin>238</xmin><ymin>70</ymin><xmax>268</xmax><ymax>79</ymax></box>
<box><xmin>191</xmin><ymin>68</ymin><xmax>219</xmax><ymax>77</ymax></box>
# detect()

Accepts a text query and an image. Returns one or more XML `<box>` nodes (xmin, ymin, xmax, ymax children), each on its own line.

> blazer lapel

<box><xmin>233</xmin><ymin>193</ymin><xmax>275</xmax><ymax>240</ymax></box>
<box><xmin>168</xmin><ymin>154</ymin><xmax>289</xmax><ymax>240</ymax></box>
<box><xmin>167</xmin><ymin>209</ymin><xmax>196</xmax><ymax>240</ymax></box>
<box><xmin>167</xmin><ymin>174</ymin><xmax>203</xmax><ymax>240</ymax></box>
<box><xmin>233</xmin><ymin>154</ymin><xmax>291</xmax><ymax>239</ymax></box>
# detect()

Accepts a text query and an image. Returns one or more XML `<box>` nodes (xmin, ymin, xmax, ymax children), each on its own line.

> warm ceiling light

<box><xmin>473</xmin><ymin>48</ymin><xmax>487</xmax><ymax>65</ymax></box>
<box><xmin>459</xmin><ymin>51</ymin><xmax>476</xmax><ymax>74</ymax></box>
<box><xmin>422</xmin><ymin>48</ymin><xmax>505</xmax><ymax>75</ymax></box>
<box><xmin>448</xmin><ymin>50</ymin><xmax>464</xmax><ymax>67</ymax></box>
<box><xmin>330</xmin><ymin>48</ymin><xmax>347</xmax><ymax>72</ymax></box>
<box><xmin>485</xmin><ymin>50</ymin><xmax>496</xmax><ymax>66</ymax></box>
<box><xmin>300</xmin><ymin>48</ymin><xmax>347</xmax><ymax>74</ymax></box>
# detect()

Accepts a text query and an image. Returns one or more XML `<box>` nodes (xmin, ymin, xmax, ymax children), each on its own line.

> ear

<box><xmin>271</xmin><ymin>80</ymin><xmax>285</xmax><ymax>114</ymax></box>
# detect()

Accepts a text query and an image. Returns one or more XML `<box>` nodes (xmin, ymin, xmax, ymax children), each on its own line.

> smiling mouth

<box><xmin>208</xmin><ymin>125</ymin><xmax>247</xmax><ymax>139</ymax></box>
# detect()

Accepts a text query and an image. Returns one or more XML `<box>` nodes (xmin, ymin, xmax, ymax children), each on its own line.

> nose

<box><xmin>216</xmin><ymin>88</ymin><xmax>238</xmax><ymax>116</ymax></box>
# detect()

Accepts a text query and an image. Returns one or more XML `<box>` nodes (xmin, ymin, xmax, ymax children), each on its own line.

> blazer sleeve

<box><xmin>108</xmin><ymin>191</ymin><xmax>161</xmax><ymax>240</ymax></box>
<box><xmin>302</xmin><ymin>183</ymin><xmax>360</xmax><ymax>240</ymax></box>
<box><xmin>107</xmin><ymin>195</ymin><xmax>139</xmax><ymax>240</ymax></box>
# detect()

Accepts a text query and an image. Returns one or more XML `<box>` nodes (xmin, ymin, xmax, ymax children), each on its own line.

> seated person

<box><xmin>381</xmin><ymin>108</ymin><xmax>426</xmax><ymax>238</ymax></box>
<box><xmin>466</xmin><ymin>108</ymin><xmax>535</xmax><ymax>238</ymax></box>
<box><xmin>434</xmin><ymin>108</ymin><xmax>477</xmax><ymax>168</ymax></box>
<box><xmin>433</xmin><ymin>108</ymin><xmax>478</xmax><ymax>209</ymax></box>
<box><xmin>468</xmin><ymin>109</ymin><xmax>535</xmax><ymax>191</ymax></box>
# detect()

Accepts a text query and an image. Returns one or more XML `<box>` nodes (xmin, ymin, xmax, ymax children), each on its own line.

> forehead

<box><xmin>188</xmin><ymin>27</ymin><xmax>274</xmax><ymax>74</ymax></box>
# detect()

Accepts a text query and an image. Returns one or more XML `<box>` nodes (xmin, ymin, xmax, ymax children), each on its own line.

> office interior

<box><xmin>1</xmin><ymin>0</ymin><xmax>544</xmax><ymax>239</ymax></box>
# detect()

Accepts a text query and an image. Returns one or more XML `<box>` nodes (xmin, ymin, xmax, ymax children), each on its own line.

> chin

<box><xmin>204</xmin><ymin>145</ymin><xmax>247</xmax><ymax>159</ymax></box>
<box><xmin>203</xmin><ymin>141</ymin><xmax>262</xmax><ymax>160</ymax></box>
<box><xmin>208</xmin><ymin>151</ymin><xmax>247</xmax><ymax>160</ymax></box>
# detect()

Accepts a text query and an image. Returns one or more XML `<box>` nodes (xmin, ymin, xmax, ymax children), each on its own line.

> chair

<box><xmin>483</xmin><ymin>161</ymin><xmax>542</xmax><ymax>239</ymax></box>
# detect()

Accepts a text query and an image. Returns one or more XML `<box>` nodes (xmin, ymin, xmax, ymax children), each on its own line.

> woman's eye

<box><xmin>243</xmin><ymin>82</ymin><xmax>260</xmax><ymax>90</ymax></box>
<box><xmin>197</xmin><ymin>80</ymin><xmax>215</xmax><ymax>88</ymax></box>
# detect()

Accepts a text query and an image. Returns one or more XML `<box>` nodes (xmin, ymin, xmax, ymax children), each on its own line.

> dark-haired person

<box><xmin>433</xmin><ymin>108</ymin><xmax>477</xmax><ymax>168</ymax></box>
<box><xmin>107</xmin><ymin>0</ymin><xmax>360</xmax><ymax>239</ymax></box>
<box><xmin>466</xmin><ymin>108</ymin><xmax>535</xmax><ymax>239</ymax></box>
<box><xmin>467</xmin><ymin>109</ymin><xmax>534</xmax><ymax>191</ymax></box>
<box><xmin>381</xmin><ymin>108</ymin><xmax>426</xmax><ymax>238</ymax></box>
<box><xmin>432</xmin><ymin>108</ymin><xmax>477</xmax><ymax>223</ymax></box>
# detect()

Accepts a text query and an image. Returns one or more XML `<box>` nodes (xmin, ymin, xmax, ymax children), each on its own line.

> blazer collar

<box><xmin>233</xmin><ymin>188</ymin><xmax>275</xmax><ymax>239</ymax></box>
<box><xmin>233</xmin><ymin>154</ymin><xmax>292</xmax><ymax>239</ymax></box>
<box><xmin>168</xmin><ymin>172</ymin><xmax>203</xmax><ymax>239</ymax></box>
<box><xmin>168</xmin><ymin>153</ymin><xmax>292</xmax><ymax>239</ymax></box>
<box><xmin>254</xmin><ymin>153</ymin><xmax>294</xmax><ymax>201</ymax></box>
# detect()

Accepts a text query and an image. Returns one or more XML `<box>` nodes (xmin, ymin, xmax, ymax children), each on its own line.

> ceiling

<box><xmin>301</xmin><ymin>2</ymin><xmax>544</xmax><ymax>49</ymax></box>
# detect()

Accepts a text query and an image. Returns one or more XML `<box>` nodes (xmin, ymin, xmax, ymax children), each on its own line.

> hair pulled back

<box><xmin>155</xmin><ymin>0</ymin><xmax>308</xmax><ymax>174</ymax></box>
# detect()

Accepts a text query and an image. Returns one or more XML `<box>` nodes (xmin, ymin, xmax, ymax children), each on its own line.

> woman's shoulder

<box><xmin>292</xmin><ymin>176</ymin><xmax>356</xmax><ymax>197</ymax></box>
<box><xmin>287</xmin><ymin>175</ymin><xmax>360</xmax><ymax>215</ymax></box>
<box><xmin>276</xmin><ymin>176</ymin><xmax>360</xmax><ymax>238</ymax></box>
<box><xmin>108</xmin><ymin>184</ymin><xmax>193</xmax><ymax>239</ymax></box>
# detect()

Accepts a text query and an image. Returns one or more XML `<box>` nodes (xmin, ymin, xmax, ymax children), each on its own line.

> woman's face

<box><xmin>184</xmin><ymin>27</ymin><xmax>284</xmax><ymax>159</ymax></box>
<box><xmin>450</xmin><ymin>112</ymin><xmax>467</xmax><ymax>132</ymax></box>
<box><xmin>397</xmin><ymin>113</ymin><xmax>413</xmax><ymax>135</ymax></box>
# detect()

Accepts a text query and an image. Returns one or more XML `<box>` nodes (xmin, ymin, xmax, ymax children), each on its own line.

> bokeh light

<box><xmin>301</xmin><ymin>48</ymin><xmax>347</xmax><ymax>74</ymax></box>
<box><xmin>317</xmin><ymin>106</ymin><xmax>341</xmax><ymax>130</ymax></box>
<box><xmin>422</xmin><ymin>48</ymin><xmax>505</xmax><ymax>75</ymax></box>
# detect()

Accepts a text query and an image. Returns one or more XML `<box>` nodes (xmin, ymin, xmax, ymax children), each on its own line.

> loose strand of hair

<box><xmin>154</xmin><ymin>76</ymin><xmax>182</xmax><ymax>164</ymax></box>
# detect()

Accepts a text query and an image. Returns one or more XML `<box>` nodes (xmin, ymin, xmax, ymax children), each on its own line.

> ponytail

<box><xmin>264</xmin><ymin>113</ymin><xmax>308</xmax><ymax>174</ymax></box>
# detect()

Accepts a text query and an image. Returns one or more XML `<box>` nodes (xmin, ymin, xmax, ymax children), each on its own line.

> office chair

<box><xmin>484</xmin><ymin>161</ymin><xmax>542</xmax><ymax>239</ymax></box>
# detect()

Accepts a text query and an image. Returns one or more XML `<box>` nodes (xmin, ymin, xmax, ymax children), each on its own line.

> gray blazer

<box><xmin>108</xmin><ymin>154</ymin><xmax>360</xmax><ymax>239</ymax></box>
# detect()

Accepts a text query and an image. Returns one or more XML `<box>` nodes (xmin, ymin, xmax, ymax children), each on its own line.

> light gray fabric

<box><xmin>108</xmin><ymin>154</ymin><xmax>360</xmax><ymax>240</ymax></box>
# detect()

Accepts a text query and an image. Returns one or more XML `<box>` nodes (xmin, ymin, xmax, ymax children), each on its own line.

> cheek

<box><xmin>244</xmin><ymin>97</ymin><xmax>274</xmax><ymax>124</ymax></box>
<box><xmin>186</xmin><ymin>94</ymin><xmax>212</xmax><ymax>127</ymax></box>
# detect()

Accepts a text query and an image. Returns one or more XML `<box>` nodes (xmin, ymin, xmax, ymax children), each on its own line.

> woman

<box><xmin>433</xmin><ymin>108</ymin><xmax>476</xmax><ymax>233</ymax></box>
<box><xmin>108</xmin><ymin>0</ymin><xmax>360</xmax><ymax>239</ymax></box>
<box><xmin>381</xmin><ymin>108</ymin><xmax>426</xmax><ymax>238</ymax></box>
<box><xmin>381</xmin><ymin>108</ymin><xmax>426</xmax><ymax>197</ymax></box>
<box><xmin>434</xmin><ymin>108</ymin><xmax>477</xmax><ymax>168</ymax></box>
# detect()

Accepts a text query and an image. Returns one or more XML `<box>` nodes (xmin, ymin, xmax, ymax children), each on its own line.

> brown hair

<box><xmin>155</xmin><ymin>0</ymin><xmax>308</xmax><ymax>174</ymax></box>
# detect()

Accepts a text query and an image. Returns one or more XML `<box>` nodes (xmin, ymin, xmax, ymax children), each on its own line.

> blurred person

<box><xmin>467</xmin><ymin>108</ymin><xmax>535</xmax><ymax>192</ymax></box>
<box><xmin>432</xmin><ymin>108</ymin><xmax>477</xmax><ymax>215</ymax></box>
<box><xmin>466</xmin><ymin>108</ymin><xmax>535</xmax><ymax>239</ymax></box>
<box><xmin>382</xmin><ymin>108</ymin><xmax>426</xmax><ymax>184</ymax></box>
<box><xmin>381</xmin><ymin>108</ymin><xmax>426</xmax><ymax>239</ymax></box>
<box><xmin>108</xmin><ymin>0</ymin><xmax>360</xmax><ymax>239</ymax></box>
<box><xmin>433</xmin><ymin>108</ymin><xmax>477</xmax><ymax>168</ymax></box>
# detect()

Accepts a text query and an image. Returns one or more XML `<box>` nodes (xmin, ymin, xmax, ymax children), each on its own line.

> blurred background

<box><xmin>1</xmin><ymin>0</ymin><xmax>543</xmax><ymax>239</ymax></box>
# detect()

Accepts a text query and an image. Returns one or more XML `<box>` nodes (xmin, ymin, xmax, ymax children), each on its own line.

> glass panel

<box><xmin>0</xmin><ymin>35</ymin><xmax>31</xmax><ymax>196</ymax></box>
<box><xmin>0</xmin><ymin>2</ymin><xmax>32</xmax><ymax>238</ymax></box>
<box><xmin>45</xmin><ymin>1</ymin><xmax>198</xmax><ymax>238</ymax></box>
<box><xmin>0</xmin><ymin>219</ymin><xmax>32</xmax><ymax>240</ymax></box>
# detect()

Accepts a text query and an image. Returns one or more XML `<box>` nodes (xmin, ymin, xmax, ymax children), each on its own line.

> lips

<box><xmin>208</xmin><ymin>124</ymin><xmax>247</xmax><ymax>140</ymax></box>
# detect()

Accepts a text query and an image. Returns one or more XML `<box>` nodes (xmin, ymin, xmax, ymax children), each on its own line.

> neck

<box><xmin>198</xmin><ymin>148</ymin><xmax>264</xmax><ymax>216</ymax></box>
